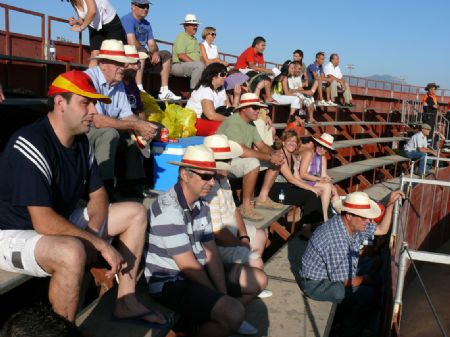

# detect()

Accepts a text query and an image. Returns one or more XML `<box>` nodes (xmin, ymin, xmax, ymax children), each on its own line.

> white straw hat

<box><xmin>180</xmin><ymin>14</ymin><xmax>200</xmax><ymax>25</ymax></box>
<box><xmin>168</xmin><ymin>145</ymin><xmax>230</xmax><ymax>171</ymax></box>
<box><xmin>332</xmin><ymin>191</ymin><xmax>381</xmax><ymax>219</ymax></box>
<box><xmin>124</xmin><ymin>45</ymin><xmax>149</xmax><ymax>61</ymax></box>
<box><xmin>312</xmin><ymin>133</ymin><xmax>335</xmax><ymax>151</ymax></box>
<box><xmin>204</xmin><ymin>134</ymin><xmax>243</xmax><ymax>160</ymax></box>
<box><xmin>91</xmin><ymin>39</ymin><xmax>137</xmax><ymax>63</ymax></box>
<box><xmin>235</xmin><ymin>93</ymin><xmax>268</xmax><ymax>111</ymax></box>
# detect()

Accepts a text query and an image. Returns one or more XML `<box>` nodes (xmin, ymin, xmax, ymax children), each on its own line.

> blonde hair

<box><xmin>201</xmin><ymin>26</ymin><xmax>216</xmax><ymax>40</ymax></box>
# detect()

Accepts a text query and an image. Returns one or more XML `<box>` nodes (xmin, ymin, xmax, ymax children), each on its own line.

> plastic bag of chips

<box><xmin>162</xmin><ymin>103</ymin><xmax>197</xmax><ymax>138</ymax></box>
<box><xmin>140</xmin><ymin>91</ymin><xmax>164</xmax><ymax>122</ymax></box>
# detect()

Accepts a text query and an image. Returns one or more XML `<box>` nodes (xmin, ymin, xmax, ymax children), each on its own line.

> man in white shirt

<box><xmin>323</xmin><ymin>53</ymin><xmax>353</xmax><ymax>106</ymax></box>
<box><xmin>404</xmin><ymin>124</ymin><xmax>437</xmax><ymax>175</ymax></box>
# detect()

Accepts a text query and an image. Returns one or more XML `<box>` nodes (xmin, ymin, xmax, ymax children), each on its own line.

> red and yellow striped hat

<box><xmin>48</xmin><ymin>70</ymin><xmax>111</xmax><ymax>103</ymax></box>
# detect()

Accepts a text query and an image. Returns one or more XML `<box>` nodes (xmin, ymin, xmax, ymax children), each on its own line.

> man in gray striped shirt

<box><xmin>144</xmin><ymin>145</ymin><xmax>263</xmax><ymax>337</ymax></box>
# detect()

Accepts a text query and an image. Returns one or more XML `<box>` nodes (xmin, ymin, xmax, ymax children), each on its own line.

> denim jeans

<box><xmin>404</xmin><ymin>150</ymin><xmax>431</xmax><ymax>174</ymax></box>
<box><xmin>300</xmin><ymin>278</ymin><xmax>345</xmax><ymax>303</ymax></box>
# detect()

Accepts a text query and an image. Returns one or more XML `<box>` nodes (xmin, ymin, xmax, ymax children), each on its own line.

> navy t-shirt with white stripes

<box><xmin>0</xmin><ymin>117</ymin><xmax>103</xmax><ymax>230</ymax></box>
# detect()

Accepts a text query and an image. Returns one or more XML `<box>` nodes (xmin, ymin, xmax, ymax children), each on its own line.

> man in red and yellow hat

<box><xmin>0</xmin><ymin>70</ymin><xmax>167</xmax><ymax>327</ymax></box>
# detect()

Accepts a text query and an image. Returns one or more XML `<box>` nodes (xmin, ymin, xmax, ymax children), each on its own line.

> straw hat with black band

<box><xmin>168</xmin><ymin>145</ymin><xmax>230</xmax><ymax>171</ymax></box>
<box><xmin>48</xmin><ymin>70</ymin><xmax>111</xmax><ymax>103</ymax></box>
<box><xmin>332</xmin><ymin>191</ymin><xmax>381</xmax><ymax>219</ymax></box>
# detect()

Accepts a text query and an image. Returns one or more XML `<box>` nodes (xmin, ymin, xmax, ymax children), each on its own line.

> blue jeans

<box><xmin>300</xmin><ymin>278</ymin><xmax>345</xmax><ymax>303</ymax></box>
<box><xmin>404</xmin><ymin>150</ymin><xmax>431</xmax><ymax>174</ymax></box>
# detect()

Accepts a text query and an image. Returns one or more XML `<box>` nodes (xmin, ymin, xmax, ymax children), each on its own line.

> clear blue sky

<box><xmin>2</xmin><ymin>0</ymin><xmax>450</xmax><ymax>89</ymax></box>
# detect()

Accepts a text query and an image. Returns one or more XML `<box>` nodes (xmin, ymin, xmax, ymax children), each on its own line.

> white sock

<box><xmin>137</xmin><ymin>84</ymin><xmax>144</xmax><ymax>91</ymax></box>
<box><xmin>160</xmin><ymin>86</ymin><xmax>168</xmax><ymax>92</ymax></box>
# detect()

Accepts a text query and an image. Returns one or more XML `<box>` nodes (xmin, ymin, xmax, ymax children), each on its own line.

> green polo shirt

<box><xmin>172</xmin><ymin>32</ymin><xmax>201</xmax><ymax>63</ymax></box>
<box><xmin>217</xmin><ymin>113</ymin><xmax>262</xmax><ymax>148</ymax></box>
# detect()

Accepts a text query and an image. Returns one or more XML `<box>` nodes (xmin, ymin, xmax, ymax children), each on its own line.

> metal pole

<box><xmin>395</xmin><ymin>243</ymin><xmax>409</xmax><ymax>305</ymax></box>
<box><xmin>391</xmin><ymin>175</ymin><xmax>405</xmax><ymax>248</ymax></box>
<box><xmin>423</xmin><ymin>154</ymin><xmax>428</xmax><ymax>176</ymax></box>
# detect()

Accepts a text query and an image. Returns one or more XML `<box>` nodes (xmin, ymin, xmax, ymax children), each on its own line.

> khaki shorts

<box><xmin>229</xmin><ymin>157</ymin><xmax>260</xmax><ymax>178</ymax></box>
<box><xmin>0</xmin><ymin>208</ymin><xmax>107</xmax><ymax>278</ymax></box>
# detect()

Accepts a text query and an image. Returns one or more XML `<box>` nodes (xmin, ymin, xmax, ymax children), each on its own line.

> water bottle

<box><xmin>278</xmin><ymin>189</ymin><xmax>285</xmax><ymax>204</ymax></box>
<box><xmin>48</xmin><ymin>40</ymin><xmax>56</xmax><ymax>61</ymax></box>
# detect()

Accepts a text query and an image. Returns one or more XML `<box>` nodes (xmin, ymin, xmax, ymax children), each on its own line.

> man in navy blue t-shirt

<box><xmin>121</xmin><ymin>0</ymin><xmax>180</xmax><ymax>100</ymax></box>
<box><xmin>307</xmin><ymin>51</ymin><xmax>332</xmax><ymax>106</ymax></box>
<box><xmin>0</xmin><ymin>70</ymin><xmax>167</xmax><ymax>327</ymax></box>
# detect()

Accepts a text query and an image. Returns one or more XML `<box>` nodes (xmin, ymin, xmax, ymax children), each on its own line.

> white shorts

<box><xmin>229</xmin><ymin>157</ymin><xmax>260</xmax><ymax>178</ymax></box>
<box><xmin>0</xmin><ymin>207</ymin><xmax>105</xmax><ymax>278</ymax></box>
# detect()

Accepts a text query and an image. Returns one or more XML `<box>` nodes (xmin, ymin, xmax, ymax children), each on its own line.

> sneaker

<box><xmin>255</xmin><ymin>198</ymin><xmax>284</xmax><ymax>210</ymax></box>
<box><xmin>238</xmin><ymin>206</ymin><xmax>264</xmax><ymax>221</ymax></box>
<box><xmin>158</xmin><ymin>89</ymin><xmax>181</xmax><ymax>101</ymax></box>
<box><xmin>327</xmin><ymin>100</ymin><xmax>338</xmax><ymax>106</ymax></box>
<box><xmin>317</xmin><ymin>100</ymin><xmax>327</xmax><ymax>106</ymax></box>
<box><xmin>237</xmin><ymin>320</ymin><xmax>258</xmax><ymax>335</ymax></box>
<box><xmin>258</xmin><ymin>289</ymin><xmax>273</xmax><ymax>298</ymax></box>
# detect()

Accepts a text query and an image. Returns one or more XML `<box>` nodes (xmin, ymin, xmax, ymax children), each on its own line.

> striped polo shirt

<box><xmin>144</xmin><ymin>182</ymin><xmax>214</xmax><ymax>294</ymax></box>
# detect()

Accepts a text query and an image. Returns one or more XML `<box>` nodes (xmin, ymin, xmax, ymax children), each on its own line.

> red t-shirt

<box><xmin>235</xmin><ymin>47</ymin><xmax>265</xmax><ymax>70</ymax></box>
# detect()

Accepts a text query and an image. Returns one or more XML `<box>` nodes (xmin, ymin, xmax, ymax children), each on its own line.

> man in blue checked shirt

<box><xmin>300</xmin><ymin>190</ymin><xmax>403</xmax><ymax>302</ymax></box>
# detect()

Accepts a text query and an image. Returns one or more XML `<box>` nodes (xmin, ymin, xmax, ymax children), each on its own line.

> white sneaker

<box><xmin>237</xmin><ymin>320</ymin><xmax>258</xmax><ymax>335</ymax></box>
<box><xmin>258</xmin><ymin>289</ymin><xmax>273</xmax><ymax>298</ymax></box>
<box><xmin>317</xmin><ymin>100</ymin><xmax>327</xmax><ymax>106</ymax></box>
<box><xmin>158</xmin><ymin>89</ymin><xmax>181</xmax><ymax>101</ymax></box>
<box><xmin>327</xmin><ymin>100</ymin><xmax>338</xmax><ymax>106</ymax></box>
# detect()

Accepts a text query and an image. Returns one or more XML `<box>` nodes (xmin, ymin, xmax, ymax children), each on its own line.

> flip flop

<box><xmin>111</xmin><ymin>310</ymin><xmax>171</xmax><ymax>330</ymax></box>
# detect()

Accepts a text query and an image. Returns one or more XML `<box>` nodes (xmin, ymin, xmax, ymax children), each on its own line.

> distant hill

<box><xmin>365</xmin><ymin>74</ymin><xmax>405</xmax><ymax>84</ymax></box>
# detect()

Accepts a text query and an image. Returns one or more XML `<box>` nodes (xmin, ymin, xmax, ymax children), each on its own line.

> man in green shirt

<box><xmin>171</xmin><ymin>14</ymin><xmax>205</xmax><ymax>90</ymax></box>
<box><xmin>218</xmin><ymin>93</ymin><xmax>285</xmax><ymax>221</ymax></box>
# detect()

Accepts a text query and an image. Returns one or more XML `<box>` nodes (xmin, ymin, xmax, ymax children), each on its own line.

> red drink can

<box><xmin>160</xmin><ymin>128</ymin><xmax>169</xmax><ymax>143</ymax></box>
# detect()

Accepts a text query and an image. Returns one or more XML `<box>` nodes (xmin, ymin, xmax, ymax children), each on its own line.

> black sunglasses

<box><xmin>134</xmin><ymin>3</ymin><xmax>149</xmax><ymax>9</ymax></box>
<box><xmin>189</xmin><ymin>170</ymin><xmax>217</xmax><ymax>181</ymax></box>
<box><xmin>218</xmin><ymin>71</ymin><xmax>228</xmax><ymax>78</ymax></box>
<box><xmin>208</xmin><ymin>32</ymin><xmax>217</xmax><ymax>36</ymax></box>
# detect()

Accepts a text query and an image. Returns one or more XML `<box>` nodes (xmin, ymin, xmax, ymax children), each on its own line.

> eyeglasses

<box><xmin>208</xmin><ymin>32</ymin><xmax>216</xmax><ymax>36</ymax></box>
<box><xmin>134</xmin><ymin>3</ymin><xmax>149</xmax><ymax>9</ymax></box>
<box><xmin>218</xmin><ymin>71</ymin><xmax>228</xmax><ymax>78</ymax></box>
<box><xmin>189</xmin><ymin>170</ymin><xmax>217</xmax><ymax>181</ymax></box>
<box><xmin>249</xmin><ymin>105</ymin><xmax>261</xmax><ymax>110</ymax></box>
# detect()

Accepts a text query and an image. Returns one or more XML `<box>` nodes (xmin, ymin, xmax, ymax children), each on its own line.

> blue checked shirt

<box><xmin>300</xmin><ymin>215</ymin><xmax>376</xmax><ymax>282</ymax></box>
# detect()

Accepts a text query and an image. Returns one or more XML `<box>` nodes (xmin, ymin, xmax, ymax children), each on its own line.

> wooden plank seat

<box><xmin>245</xmin><ymin>236</ymin><xmax>335</xmax><ymax>337</ymax></box>
<box><xmin>76</xmin><ymin>280</ymin><xmax>175</xmax><ymax>337</ymax></box>
<box><xmin>244</xmin><ymin>204</ymin><xmax>295</xmax><ymax>241</ymax></box>
<box><xmin>274</xmin><ymin>121</ymin><xmax>406</xmax><ymax>130</ymax></box>
<box><xmin>0</xmin><ymin>270</ymin><xmax>32</xmax><ymax>295</ymax></box>
<box><xmin>328</xmin><ymin>155</ymin><xmax>408</xmax><ymax>183</ymax></box>
<box><xmin>333</xmin><ymin>137</ymin><xmax>408</xmax><ymax>149</ymax></box>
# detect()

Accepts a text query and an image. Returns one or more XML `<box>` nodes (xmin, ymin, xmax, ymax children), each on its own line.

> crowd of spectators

<box><xmin>0</xmin><ymin>2</ymin><xmax>445</xmax><ymax>337</ymax></box>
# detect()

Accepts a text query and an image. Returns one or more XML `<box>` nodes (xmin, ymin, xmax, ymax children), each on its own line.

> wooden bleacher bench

<box><xmin>245</xmin><ymin>235</ymin><xmax>335</xmax><ymax>337</ymax></box>
<box><xmin>333</xmin><ymin>136</ymin><xmax>408</xmax><ymax>149</ymax></box>
<box><xmin>0</xmin><ymin>270</ymin><xmax>32</xmax><ymax>295</ymax></box>
<box><xmin>328</xmin><ymin>155</ymin><xmax>408</xmax><ymax>183</ymax></box>
<box><xmin>274</xmin><ymin>120</ymin><xmax>406</xmax><ymax>130</ymax></box>
<box><xmin>76</xmin><ymin>279</ymin><xmax>175</xmax><ymax>337</ymax></box>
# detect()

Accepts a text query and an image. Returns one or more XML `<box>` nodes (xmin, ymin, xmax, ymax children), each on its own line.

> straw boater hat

<box><xmin>424</xmin><ymin>83</ymin><xmax>439</xmax><ymax>91</ymax></box>
<box><xmin>169</xmin><ymin>145</ymin><xmax>230</xmax><ymax>171</ymax></box>
<box><xmin>312</xmin><ymin>133</ymin><xmax>335</xmax><ymax>151</ymax></box>
<box><xmin>124</xmin><ymin>45</ymin><xmax>149</xmax><ymax>61</ymax></box>
<box><xmin>332</xmin><ymin>191</ymin><xmax>381</xmax><ymax>219</ymax></box>
<box><xmin>234</xmin><ymin>93</ymin><xmax>268</xmax><ymax>111</ymax></box>
<box><xmin>48</xmin><ymin>70</ymin><xmax>111</xmax><ymax>103</ymax></box>
<box><xmin>91</xmin><ymin>39</ymin><xmax>137</xmax><ymax>63</ymax></box>
<box><xmin>203</xmin><ymin>134</ymin><xmax>243</xmax><ymax>160</ymax></box>
<box><xmin>180</xmin><ymin>14</ymin><xmax>200</xmax><ymax>25</ymax></box>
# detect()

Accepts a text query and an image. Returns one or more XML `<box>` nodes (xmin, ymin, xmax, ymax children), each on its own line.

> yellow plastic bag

<box><xmin>140</xmin><ymin>91</ymin><xmax>164</xmax><ymax>122</ymax></box>
<box><xmin>162</xmin><ymin>103</ymin><xmax>197</xmax><ymax>138</ymax></box>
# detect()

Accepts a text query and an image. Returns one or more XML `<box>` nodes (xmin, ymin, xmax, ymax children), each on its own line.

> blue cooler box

<box><xmin>152</xmin><ymin>136</ymin><xmax>205</xmax><ymax>191</ymax></box>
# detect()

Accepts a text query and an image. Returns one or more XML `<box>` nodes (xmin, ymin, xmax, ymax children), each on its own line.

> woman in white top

<box><xmin>67</xmin><ymin>0</ymin><xmax>126</xmax><ymax>67</ymax></box>
<box><xmin>186</xmin><ymin>63</ymin><xmax>239</xmax><ymax>136</ymax></box>
<box><xmin>199</xmin><ymin>27</ymin><xmax>228</xmax><ymax>66</ymax></box>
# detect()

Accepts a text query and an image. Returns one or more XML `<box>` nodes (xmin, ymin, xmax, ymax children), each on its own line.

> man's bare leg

<box><xmin>107</xmin><ymin>202</ymin><xmax>166</xmax><ymax>324</ymax></box>
<box><xmin>241</xmin><ymin>167</ymin><xmax>259</xmax><ymax>209</ymax></box>
<box><xmin>237</xmin><ymin>265</ymin><xmax>267</xmax><ymax>305</ymax></box>
<box><xmin>35</xmin><ymin>236</ymin><xmax>86</xmax><ymax>321</ymax></box>
<box><xmin>257</xmin><ymin>168</ymin><xmax>279</xmax><ymax>203</ymax></box>
<box><xmin>135</xmin><ymin>59</ymin><xmax>145</xmax><ymax>87</ymax></box>
<box><xmin>160</xmin><ymin>57</ymin><xmax>171</xmax><ymax>88</ymax></box>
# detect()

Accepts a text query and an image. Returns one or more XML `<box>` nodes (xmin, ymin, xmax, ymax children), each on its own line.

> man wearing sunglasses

<box><xmin>144</xmin><ymin>145</ymin><xmax>261</xmax><ymax>337</ymax></box>
<box><xmin>171</xmin><ymin>14</ymin><xmax>205</xmax><ymax>91</ymax></box>
<box><xmin>121</xmin><ymin>0</ymin><xmax>180</xmax><ymax>100</ymax></box>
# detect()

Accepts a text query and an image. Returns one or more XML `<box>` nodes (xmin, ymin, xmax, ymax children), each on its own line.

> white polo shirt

<box><xmin>404</xmin><ymin>131</ymin><xmax>428</xmax><ymax>152</ymax></box>
<box><xmin>324</xmin><ymin>62</ymin><xmax>343</xmax><ymax>79</ymax></box>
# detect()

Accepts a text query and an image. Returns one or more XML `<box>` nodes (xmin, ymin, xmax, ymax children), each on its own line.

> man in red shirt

<box><xmin>235</xmin><ymin>37</ymin><xmax>276</xmax><ymax>103</ymax></box>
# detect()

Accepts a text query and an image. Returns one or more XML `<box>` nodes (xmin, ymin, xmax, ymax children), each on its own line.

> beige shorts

<box><xmin>0</xmin><ymin>208</ymin><xmax>107</xmax><ymax>278</ymax></box>
<box><xmin>217</xmin><ymin>224</ymin><xmax>260</xmax><ymax>264</ymax></box>
<box><xmin>229</xmin><ymin>157</ymin><xmax>260</xmax><ymax>178</ymax></box>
